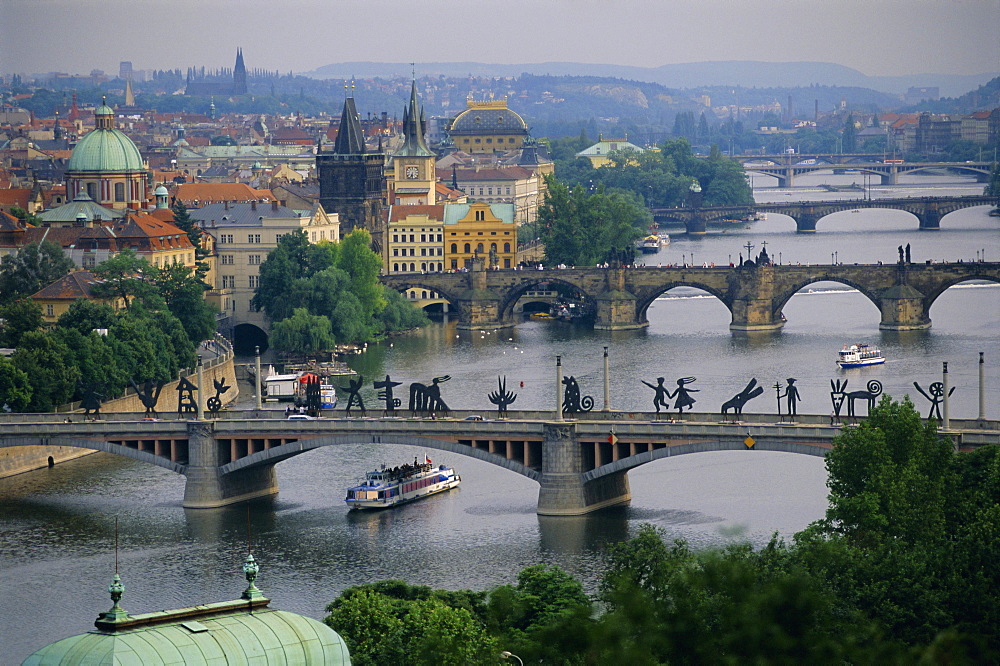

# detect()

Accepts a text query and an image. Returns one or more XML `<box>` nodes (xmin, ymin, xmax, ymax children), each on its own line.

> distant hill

<box><xmin>303</xmin><ymin>61</ymin><xmax>998</xmax><ymax>98</ymax></box>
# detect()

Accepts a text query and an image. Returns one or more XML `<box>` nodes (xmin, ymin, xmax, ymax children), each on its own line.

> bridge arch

<box><xmin>772</xmin><ymin>276</ymin><xmax>882</xmax><ymax>319</ymax></box>
<box><xmin>381</xmin><ymin>278</ymin><xmax>463</xmax><ymax>310</ymax></box>
<box><xmin>635</xmin><ymin>280</ymin><xmax>732</xmax><ymax>325</ymax></box>
<box><xmin>496</xmin><ymin>276</ymin><xmax>593</xmax><ymax>324</ymax></box>
<box><xmin>924</xmin><ymin>274</ymin><xmax>1000</xmax><ymax>312</ymax></box>
<box><xmin>0</xmin><ymin>436</ymin><xmax>187</xmax><ymax>475</ymax></box>
<box><xmin>219</xmin><ymin>432</ymin><xmax>541</xmax><ymax>481</ymax></box>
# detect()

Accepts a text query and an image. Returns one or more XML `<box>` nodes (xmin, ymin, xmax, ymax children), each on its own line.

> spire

<box><xmin>396</xmin><ymin>78</ymin><xmax>433</xmax><ymax>158</ymax></box>
<box><xmin>332</xmin><ymin>89</ymin><xmax>366</xmax><ymax>155</ymax></box>
<box><xmin>124</xmin><ymin>76</ymin><xmax>136</xmax><ymax>107</ymax></box>
<box><xmin>233</xmin><ymin>47</ymin><xmax>247</xmax><ymax>95</ymax></box>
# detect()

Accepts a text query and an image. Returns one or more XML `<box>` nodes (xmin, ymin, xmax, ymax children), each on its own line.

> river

<box><xmin>2</xmin><ymin>172</ymin><xmax>997</xmax><ymax>660</ymax></box>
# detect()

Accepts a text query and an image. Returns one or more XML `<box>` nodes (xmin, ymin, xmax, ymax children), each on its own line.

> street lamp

<box><xmin>682</xmin><ymin>253</ymin><xmax>686</xmax><ymax>267</ymax></box>
<box><xmin>501</xmin><ymin>651</ymin><xmax>524</xmax><ymax>666</ymax></box>
<box><xmin>779</xmin><ymin>251</ymin><xmax>782</xmax><ymax>265</ymax></box>
<box><xmin>831</xmin><ymin>252</ymin><xmax>835</xmax><ymax>265</ymax></box>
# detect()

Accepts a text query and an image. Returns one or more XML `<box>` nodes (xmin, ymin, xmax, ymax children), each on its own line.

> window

<box><xmin>392</xmin><ymin>234</ymin><xmax>398</xmax><ymax>243</ymax></box>
<box><xmin>420</xmin><ymin>263</ymin><xmax>426</xmax><ymax>272</ymax></box>
<box><xmin>222</xmin><ymin>275</ymin><xmax>235</xmax><ymax>289</ymax></box>
<box><xmin>114</xmin><ymin>183</ymin><xmax>125</xmax><ymax>202</ymax></box>
<box><xmin>46</xmin><ymin>304</ymin><xmax>54</xmax><ymax>317</ymax></box>
<box><xmin>504</xmin><ymin>242</ymin><xmax>511</xmax><ymax>253</ymax></box>
<box><xmin>393</xmin><ymin>263</ymin><xmax>399</xmax><ymax>272</ymax></box>
<box><xmin>409</xmin><ymin>234</ymin><xmax>415</xmax><ymax>243</ymax></box>
<box><xmin>86</xmin><ymin>183</ymin><xmax>97</xmax><ymax>200</ymax></box>
<box><xmin>487</xmin><ymin>188</ymin><xmax>493</xmax><ymax>195</ymax></box>
<box><xmin>275</xmin><ymin>233</ymin><xmax>284</xmax><ymax>243</ymax></box>
<box><xmin>248</xmin><ymin>234</ymin><xmax>261</xmax><ymax>244</ymax></box>
<box><xmin>490</xmin><ymin>243</ymin><xmax>498</xmax><ymax>252</ymax></box>
<box><xmin>410</xmin><ymin>263</ymin><xmax>416</xmax><ymax>271</ymax></box>
<box><xmin>393</xmin><ymin>248</ymin><xmax>399</xmax><ymax>256</ymax></box>
<box><xmin>464</xmin><ymin>243</ymin><xmax>471</xmax><ymax>253</ymax></box>
<box><xmin>476</xmin><ymin>243</ymin><xmax>484</xmax><ymax>253</ymax></box>
<box><xmin>451</xmin><ymin>259</ymin><xmax>458</xmax><ymax>269</ymax></box>
<box><xmin>420</xmin><ymin>248</ymin><xmax>426</xmax><ymax>256</ymax></box>
<box><xmin>248</xmin><ymin>255</ymin><xmax>261</xmax><ymax>265</ymax></box>
<box><xmin>504</xmin><ymin>258</ymin><xmax>511</xmax><ymax>268</ymax></box>
<box><xmin>437</xmin><ymin>234</ymin><xmax>442</xmax><ymax>242</ymax></box>
<box><xmin>221</xmin><ymin>255</ymin><xmax>234</xmax><ymax>265</ymax></box>
<box><xmin>450</xmin><ymin>243</ymin><xmax>458</xmax><ymax>254</ymax></box>
<box><xmin>249</xmin><ymin>275</ymin><xmax>259</xmax><ymax>288</ymax></box>
<box><xmin>475</xmin><ymin>210</ymin><xmax>485</xmax><ymax>221</ymax></box>
<box><xmin>420</xmin><ymin>234</ymin><xmax>426</xmax><ymax>243</ymax></box>
<box><xmin>220</xmin><ymin>234</ymin><xmax>234</xmax><ymax>244</ymax></box>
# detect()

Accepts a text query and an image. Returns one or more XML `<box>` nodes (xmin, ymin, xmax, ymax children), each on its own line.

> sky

<box><xmin>2</xmin><ymin>0</ymin><xmax>998</xmax><ymax>78</ymax></box>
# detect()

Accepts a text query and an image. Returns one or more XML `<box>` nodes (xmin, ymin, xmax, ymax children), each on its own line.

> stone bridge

<box><xmin>380</xmin><ymin>260</ymin><xmax>1000</xmax><ymax>331</ymax></box>
<box><xmin>735</xmin><ymin>159</ymin><xmax>992</xmax><ymax>188</ymax></box>
<box><xmin>2</xmin><ymin>412</ymin><xmax>996</xmax><ymax>514</ymax></box>
<box><xmin>651</xmin><ymin>195</ymin><xmax>999</xmax><ymax>234</ymax></box>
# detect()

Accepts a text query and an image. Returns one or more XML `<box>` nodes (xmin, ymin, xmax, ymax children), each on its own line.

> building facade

<box><xmin>443</xmin><ymin>201</ymin><xmax>516</xmax><ymax>270</ymax></box>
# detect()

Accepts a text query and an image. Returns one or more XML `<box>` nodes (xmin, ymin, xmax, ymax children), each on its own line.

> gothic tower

<box><xmin>317</xmin><ymin>90</ymin><xmax>387</xmax><ymax>255</ymax></box>
<box><xmin>391</xmin><ymin>79</ymin><xmax>436</xmax><ymax>205</ymax></box>
<box><xmin>233</xmin><ymin>48</ymin><xmax>247</xmax><ymax>95</ymax></box>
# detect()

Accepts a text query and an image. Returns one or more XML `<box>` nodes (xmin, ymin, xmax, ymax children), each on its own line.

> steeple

<box><xmin>124</xmin><ymin>76</ymin><xmax>136</xmax><ymax>107</ymax></box>
<box><xmin>233</xmin><ymin>47</ymin><xmax>247</xmax><ymax>95</ymax></box>
<box><xmin>396</xmin><ymin>78</ymin><xmax>434</xmax><ymax>158</ymax></box>
<box><xmin>332</xmin><ymin>86</ymin><xmax>367</xmax><ymax>155</ymax></box>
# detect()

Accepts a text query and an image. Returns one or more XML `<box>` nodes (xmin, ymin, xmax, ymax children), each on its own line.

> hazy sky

<box><xmin>2</xmin><ymin>0</ymin><xmax>998</xmax><ymax>77</ymax></box>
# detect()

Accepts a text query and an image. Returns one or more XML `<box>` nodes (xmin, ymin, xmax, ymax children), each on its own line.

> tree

<box><xmin>0</xmin><ymin>355</ymin><xmax>32</xmax><ymax>411</ymax></box>
<box><xmin>56</xmin><ymin>300</ymin><xmax>118</xmax><ymax>335</ymax></box>
<box><xmin>90</xmin><ymin>249</ymin><xmax>158</xmax><ymax>309</ymax></box>
<box><xmin>11</xmin><ymin>331</ymin><xmax>79</xmax><ymax>412</ymax></box>
<box><xmin>150</xmin><ymin>262</ymin><xmax>216</xmax><ymax>344</ymax></box>
<box><xmin>270</xmin><ymin>308</ymin><xmax>336</xmax><ymax>354</ymax></box>
<box><xmin>985</xmin><ymin>161</ymin><xmax>1000</xmax><ymax>197</ymax></box>
<box><xmin>170</xmin><ymin>200</ymin><xmax>206</xmax><ymax>259</ymax></box>
<box><xmin>0</xmin><ymin>240</ymin><xmax>75</xmax><ymax>305</ymax></box>
<box><xmin>0</xmin><ymin>299</ymin><xmax>44</xmax><ymax>347</ymax></box>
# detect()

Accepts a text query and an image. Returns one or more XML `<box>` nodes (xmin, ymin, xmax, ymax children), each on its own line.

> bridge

<box><xmin>381</xmin><ymin>259</ymin><xmax>1000</xmax><ymax>331</ymax></box>
<box><xmin>729</xmin><ymin>156</ymin><xmax>993</xmax><ymax>188</ymax></box>
<box><xmin>651</xmin><ymin>195</ymin><xmax>998</xmax><ymax>234</ymax></box>
<box><xmin>2</xmin><ymin>411</ymin><xmax>996</xmax><ymax>514</ymax></box>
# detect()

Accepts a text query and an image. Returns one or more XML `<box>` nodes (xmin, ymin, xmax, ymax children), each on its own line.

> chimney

<box><xmin>224</xmin><ymin>200</ymin><xmax>229</xmax><ymax>210</ymax></box>
<box><xmin>251</xmin><ymin>200</ymin><xmax>257</xmax><ymax>211</ymax></box>
<box><xmin>272</xmin><ymin>200</ymin><xmax>279</xmax><ymax>211</ymax></box>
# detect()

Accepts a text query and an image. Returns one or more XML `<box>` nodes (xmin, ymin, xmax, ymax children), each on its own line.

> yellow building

<box><xmin>443</xmin><ymin>202</ymin><xmax>516</xmax><ymax>270</ymax></box>
<box><xmin>446</xmin><ymin>99</ymin><xmax>529</xmax><ymax>154</ymax></box>
<box><xmin>30</xmin><ymin>270</ymin><xmax>121</xmax><ymax>326</ymax></box>
<box><xmin>575</xmin><ymin>134</ymin><xmax>645</xmax><ymax>168</ymax></box>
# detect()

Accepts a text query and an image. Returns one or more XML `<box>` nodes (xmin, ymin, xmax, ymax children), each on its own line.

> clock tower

<box><xmin>391</xmin><ymin>79</ymin><xmax>436</xmax><ymax>206</ymax></box>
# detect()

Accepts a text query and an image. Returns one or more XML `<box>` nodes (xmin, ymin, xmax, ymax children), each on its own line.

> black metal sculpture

<box><xmin>341</xmin><ymin>375</ymin><xmax>366</xmax><ymax>416</ymax></box>
<box><xmin>207</xmin><ymin>377</ymin><xmax>231</xmax><ymax>414</ymax></box>
<box><xmin>488</xmin><ymin>376</ymin><xmax>517</xmax><ymax>417</ymax></box>
<box><xmin>830</xmin><ymin>378</ymin><xmax>848</xmax><ymax>419</ymax></box>
<box><xmin>176</xmin><ymin>377</ymin><xmax>198</xmax><ymax>415</ymax></box>
<box><xmin>641</xmin><ymin>377</ymin><xmax>671</xmax><ymax>413</ymax></box>
<box><xmin>913</xmin><ymin>381</ymin><xmax>954</xmax><ymax>420</ymax></box>
<box><xmin>668</xmin><ymin>377</ymin><xmax>698</xmax><ymax>414</ymax></box>
<box><xmin>300</xmin><ymin>373</ymin><xmax>322</xmax><ymax>414</ymax></box>
<box><xmin>79</xmin><ymin>382</ymin><xmax>103</xmax><ymax>419</ymax></box>
<box><xmin>130</xmin><ymin>378</ymin><xmax>164</xmax><ymax>418</ymax></box>
<box><xmin>778</xmin><ymin>378</ymin><xmax>800</xmax><ymax>416</ymax></box>
<box><xmin>409</xmin><ymin>376</ymin><xmax>450</xmax><ymax>415</ymax></box>
<box><xmin>846</xmin><ymin>379</ymin><xmax>882</xmax><ymax>418</ymax></box>
<box><xmin>561</xmin><ymin>376</ymin><xmax>594</xmax><ymax>413</ymax></box>
<box><xmin>721</xmin><ymin>378</ymin><xmax>763</xmax><ymax>417</ymax></box>
<box><xmin>374</xmin><ymin>375</ymin><xmax>402</xmax><ymax>415</ymax></box>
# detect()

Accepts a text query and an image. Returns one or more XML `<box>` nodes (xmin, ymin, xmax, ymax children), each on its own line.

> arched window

<box><xmin>410</xmin><ymin>262</ymin><xmax>416</xmax><ymax>272</ymax></box>
<box><xmin>464</xmin><ymin>243</ymin><xmax>471</xmax><ymax>253</ymax></box>
<box><xmin>490</xmin><ymin>242</ymin><xmax>498</xmax><ymax>252</ymax></box>
<box><xmin>393</xmin><ymin>263</ymin><xmax>399</xmax><ymax>272</ymax></box>
<box><xmin>450</xmin><ymin>243</ymin><xmax>458</xmax><ymax>254</ymax></box>
<box><xmin>476</xmin><ymin>243</ymin><xmax>484</xmax><ymax>253</ymax></box>
<box><xmin>504</xmin><ymin>242</ymin><xmax>511</xmax><ymax>253</ymax></box>
<box><xmin>114</xmin><ymin>182</ymin><xmax>125</xmax><ymax>202</ymax></box>
<box><xmin>86</xmin><ymin>182</ymin><xmax>97</xmax><ymax>200</ymax></box>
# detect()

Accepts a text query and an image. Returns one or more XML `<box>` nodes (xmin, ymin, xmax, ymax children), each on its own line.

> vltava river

<box><xmin>2</xmin><ymin>173</ymin><xmax>997</xmax><ymax>660</ymax></box>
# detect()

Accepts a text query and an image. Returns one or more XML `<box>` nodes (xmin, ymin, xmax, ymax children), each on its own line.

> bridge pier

<box><xmin>537</xmin><ymin>423</ymin><xmax>631</xmax><ymax>515</ymax></box>
<box><xmin>793</xmin><ymin>212</ymin><xmax>819</xmax><ymax>233</ymax></box>
<box><xmin>455</xmin><ymin>260</ymin><xmax>505</xmax><ymax>329</ymax></box>
<box><xmin>727</xmin><ymin>264</ymin><xmax>786</xmax><ymax>331</ymax></box>
<box><xmin>879</xmin><ymin>283</ymin><xmax>931</xmax><ymax>330</ymax></box>
<box><xmin>684</xmin><ymin>214</ymin><xmax>707</xmax><ymax>235</ymax></box>
<box><xmin>182</xmin><ymin>421</ymin><xmax>279</xmax><ymax>508</ymax></box>
<box><xmin>594</xmin><ymin>268</ymin><xmax>647</xmax><ymax>330</ymax></box>
<box><xmin>916</xmin><ymin>204</ymin><xmax>942</xmax><ymax>230</ymax></box>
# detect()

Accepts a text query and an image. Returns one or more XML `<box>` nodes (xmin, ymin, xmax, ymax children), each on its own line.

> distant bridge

<box><xmin>2</xmin><ymin>412</ymin><xmax>996</xmax><ymax>514</ymax></box>
<box><xmin>730</xmin><ymin>157</ymin><xmax>993</xmax><ymax>187</ymax></box>
<box><xmin>381</xmin><ymin>259</ymin><xmax>1000</xmax><ymax>331</ymax></box>
<box><xmin>651</xmin><ymin>195</ymin><xmax>998</xmax><ymax>234</ymax></box>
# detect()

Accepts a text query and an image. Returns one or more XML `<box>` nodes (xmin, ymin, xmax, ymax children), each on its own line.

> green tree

<box><xmin>270</xmin><ymin>308</ymin><xmax>336</xmax><ymax>354</ymax></box>
<box><xmin>170</xmin><ymin>200</ymin><xmax>206</xmax><ymax>259</ymax></box>
<box><xmin>11</xmin><ymin>331</ymin><xmax>79</xmax><ymax>411</ymax></box>
<box><xmin>0</xmin><ymin>354</ymin><xmax>32</xmax><ymax>411</ymax></box>
<box><xmin>56</xmin><ymin>300</ymin><xmax>118</xmax><ymax>336</ymax></box>
<box><xmin>90</xmin><ymin>249</ymin><xmax>158</xmax><ymax>309</ymax></box>
<box><xmin>150</xmin><ymin>262</ymin><xmax>216</xmax><ymax>344</ymax></box>
<box><xmin>0</xmin><ymin>299</ymin><xmax>44</xmax><ymax>347</ymax></box>
<box><xmin>0</xmin><ymin>240</ymin><xmax>75</xmax><ymax>305</ymax></box>
<box><xmin>53</xmin><ymin>327</ymin><xmax>124</xmax><ymax>401</ymax></box>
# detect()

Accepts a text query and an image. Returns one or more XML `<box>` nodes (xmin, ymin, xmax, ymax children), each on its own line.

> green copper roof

<box><xmin>37</xmin><ymin>191</ymin><xmax>122</xmax><ymax>223</ymax></box>
<box><xmin>67</xmin><ymin>127</ymin><xmax>145</xmax><ymax>173</ymax></box>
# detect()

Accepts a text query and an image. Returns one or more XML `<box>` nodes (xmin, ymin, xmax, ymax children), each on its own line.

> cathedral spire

<box><xmin>332</xmin><ymin>88</ymin><xmax>366</xmax><ymax>155</ymax></box>
<box><xmin>396</xmin><ymin>78</ymin><xmax>433</xmax><ymax>158</ymax></box>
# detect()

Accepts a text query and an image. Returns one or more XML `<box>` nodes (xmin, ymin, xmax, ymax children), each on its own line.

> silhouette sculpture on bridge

<box><xmin>79</xmin><ymin>382</ymin><xmax>104</xmax><ymax>418</ymax></box>
<box><xmin>176</xmin><ymin>377</ymin><xmax>198</xmax><ymax>415</ymax></box>
<box><xmin>207</xmin><ymin>377</ymin><xmax>231</xmax><ymax>414</ymax></box>
<box><xmin>913</xmin><ymin>380</ymin><xmax>955</xmax><ymax>420</ymax></box>
<box><xmin>668</xmin><ymin>377</ymin><xmax>698</xmax><ymax>414</ymax></box>
<box><xmin>830</xmin><ymin>379</ymin><xmax>848</xmax><ymax>419</ymax></box>
<box><xmin>341</xmin><ymin>375</ymin><xmax>366</xmax><ymax>416</ymax></box>
<box><xmin>845</xmin><ymin>380</ymin><xmax>883</xmax><ymax>418</ymax></box>
<box><xmin>130</xmin><ymin>378</ymin><xmax>164</xmax><ymax>418</ymax></box>
<box><xmin>562</xmin><ymin>376</ymin><xmax>594</xmax><ymax>413</ymax></box>
<box><xmin>374</xmin><ymin>375</ymin><xmax>402</xmax><ymax>415</ymax></box>
<box><xmin>721</xmin><ymin>378</ymin><xmax>763</xmax><ymax>417</ymax></box>
<box><xmin>409</xmin><ymin>376</ymin><xmax>450</xmax><ymax>415</ymax></box>
<box><xmin>641</xmin><ymin>377</ymin><xmax>671</xmax><ymax>413</ymax></box>
<box><xmin>488</xmin><ymin>376</ymin><xmax>517</xmax><ymax>417</ymax></box>
<box><xmin>778</xmin><ymin>378</ymin><xmax>801</xmax><ymax>417</ymax></box>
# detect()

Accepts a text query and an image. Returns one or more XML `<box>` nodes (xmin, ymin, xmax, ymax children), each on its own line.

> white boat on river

<box><xmin>345</xmin><ymin>458</ymin><xmax>461</xmax><ymax>510</ymax></box>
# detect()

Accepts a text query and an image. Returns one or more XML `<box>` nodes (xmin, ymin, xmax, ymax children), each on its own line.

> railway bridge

<box><xmin>2</xmin><ymin>412</ymin><xmax>996</xmax><ymax>514</ymax></box>
<box><xmin>380</xmin><ymin>259</ymin><xmax>1000</xmax><ymax>331</ymax></box>
<box><xmin>736</xmin><ymin>160</ymin><xmax>993</xmax><ymax>188</ymax></box>
<box><xmin>651</xmin><ymin>195</ymin><xmax>998</xmax><ymax>234</ymax></box>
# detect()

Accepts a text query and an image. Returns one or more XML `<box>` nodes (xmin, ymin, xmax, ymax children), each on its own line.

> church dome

<box><xmin>67</xmin><ymin>126</ymin><xmax>145</xmax><ymax>173</ymax></box>
<box><xmin>449</xmin><ymin>100</ymin><xmax>528</xmax><ymax>135</ymax></box>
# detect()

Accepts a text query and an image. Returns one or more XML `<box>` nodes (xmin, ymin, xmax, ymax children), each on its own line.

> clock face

<box><xmin>405</xmin><ymin>165</ymin><xmax>419</xmax><ymax>179</ymax></box>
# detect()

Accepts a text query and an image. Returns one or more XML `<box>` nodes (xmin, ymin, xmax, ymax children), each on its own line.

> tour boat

<box><xmin>837</xmin><ymin>343</ymin><xmax>886</xmax><ymax>368</ymax></box>
<box><xmin>345</xmin><ymin>458</ymin><xmax>461</xmax><ymax>510</ymax></box>
<box><xmin>639</xmin><ymin>234</ymin><xmax>661</xmax><ymax>254</ymax></box>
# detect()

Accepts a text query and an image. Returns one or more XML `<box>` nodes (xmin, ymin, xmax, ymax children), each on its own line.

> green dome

<box><xmin>154</xmin><ymin>185</ymin><xmax>169</xmax><ymax>196</ymax></box>
<box><xmin>67</xmin><ymin>127</ymin><xmax>145</xmax><ymax>173</ymax></box>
